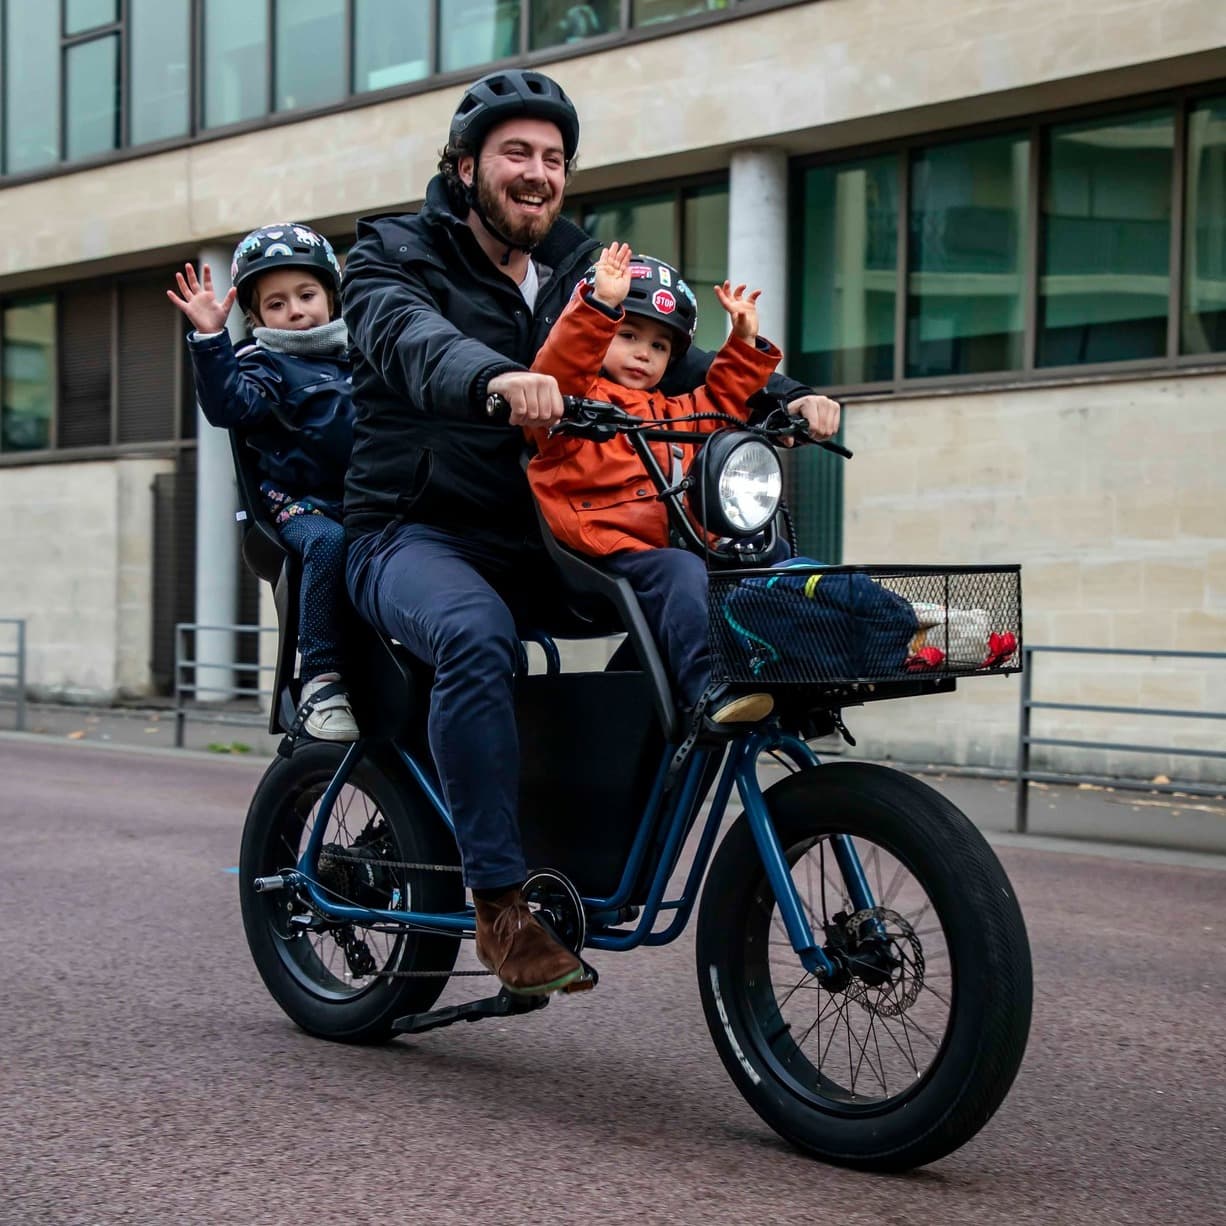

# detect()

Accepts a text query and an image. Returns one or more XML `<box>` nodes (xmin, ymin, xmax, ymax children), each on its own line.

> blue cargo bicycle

<box><xmin>234</xmin><ymin>398</ymin><xmax>1031</xmax><ymax>1171</ymax></box>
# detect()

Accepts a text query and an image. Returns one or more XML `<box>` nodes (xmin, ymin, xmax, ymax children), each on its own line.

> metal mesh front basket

<box><xmin>708</xmin><ymin>564</ymin><xmax>1022</xmax><ymax>687</ymax></box>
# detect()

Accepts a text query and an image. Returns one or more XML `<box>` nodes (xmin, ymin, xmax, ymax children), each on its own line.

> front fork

<box><xmin>732</xmin><ymin>732</ymin><xmax>878</xmax><ymax>978</ymax></box>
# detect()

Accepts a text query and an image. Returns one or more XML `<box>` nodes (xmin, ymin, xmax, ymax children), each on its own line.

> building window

<box><xmin>353</xmin><ymin>0</ymin><xmax>430</xmax><ymax>92</ymax></box>
<box><xmin>1</xmin><ymin>299</ymin><xmax>56</xmax><ymax>453</ymax></box>
<box><xmin>1182</xmin><ymin>96</ymin><xmax>1226</xmax><ymax>356</ymax></box>
<box><xmin>3</xmin><ymin>0</ymin><xmax>755</xmax><ymax>178</ymax></box>
<box><xmin>792</xmin><ymin>157</ymin><xmax>898</xmax><ymax>388</ymax></box>
<box><xmin>907</xmin><ymin>134</ymin><xmax>1028</xmax><ymax>378</ymax></box>
<box><xmin>129</xmin><ymin>0</ymin><xmax>191</xmax><ymax>146</ymax></box>
<box><xmin>682</xmin><ymin>185</ymin><xmax>731</xmax><ymax>354</ymax></box>
<box><xmin>530</xmin><ymin>0</ymin><xmax>617</xmax><ymax>50</ymax></box>
<box><xmin>65</xmin><ymin>32</ymin><xmax>120</xmax><ymax>161</ymax></box>
<box><xmin>632</xmin><ymin>0</ymin><xmax>728</xmax><ymax>27</ymax></box>
<box><xmin>573</xmin><ymin>179</ymin><xmax>730</xmax><ymax>346</ymax></box>
<box><xmin>275</xmin><ymin>0</ymin><xmax>346</xmax><ymax>114</ymax></box>
<box><xmin>203</xmin><ymin>0</ymin><xmax>270</xmax><ymax>129</ymax></box>
<box><xmin>65</xmin><ymin>0</ymin><xmax>118</xmax><ymax>36</ymax></box>
<box><xmin>4</xmin><ymin>4</ymin><xmax>59</xmax><ymax>174</ymax></box>
<box><xmin>1038</xmin><ymin>108</ymin><xmax>1175</xmax><ymax>367</ymax></box>
<box><xmin>439</xmin><ymin>0</ymin><xmax>521</xmax><ymax>73</ymax></box>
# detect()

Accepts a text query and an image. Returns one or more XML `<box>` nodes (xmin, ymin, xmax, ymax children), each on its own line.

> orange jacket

<box><xmin>528</xmin><ymin>285</ymin><xmax>781</xmax><ymax>556</ymax></box>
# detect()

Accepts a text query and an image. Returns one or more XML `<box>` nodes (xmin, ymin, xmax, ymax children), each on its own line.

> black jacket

<box><xmin>341</xmin><ymin>175</ymin><xmax>812</xmax><ymax>548</ymax></box>
<box><xmin>188</xmin><ymin>330</ymin><xmax>354</xmax><ymax>503</ymax></box>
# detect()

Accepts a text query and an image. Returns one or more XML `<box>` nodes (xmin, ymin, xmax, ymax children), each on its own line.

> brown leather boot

<box><xmin>474</xmin><ymin>888</ymin><xmax>587</xmax><ymax>996</ymax></box>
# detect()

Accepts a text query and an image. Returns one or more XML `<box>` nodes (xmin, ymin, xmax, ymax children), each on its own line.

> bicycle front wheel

<box><xmin>696</xmin><ymin>762</ymin><xmax>1032</xmax><ymax>1171</ymax></box>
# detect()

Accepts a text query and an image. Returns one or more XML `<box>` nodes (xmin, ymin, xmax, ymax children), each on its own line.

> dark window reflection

<box><xmin>906</xmin><ymin>134</ymin><xmax>1028</xmax><ymax>377</ymax></box>
<box><xmin>203</xmin><ymin>0</ymin><xmax>269</xmax><ymax>129</ymax></box>
<box><xmin>1038</xmin><ymin>109</ymin><xmax>1173</xmax><ymax>367</ymax></box>
<box><xmin>530</xmin><ymin>0</ymin><xmax>618</xmax><ymax>50</ymax></box>
<box><xmin>66</xmin><ymin>35</ymin><xmax>120</xmax><ymax>162</ymax></box>
<box><xmin>2</xmin><ymin>299</ymin><xmax>56</xmax><ymax>453</ymax></box>
<box><xmin>354</xmin><ymin>0</ymin><xmax>431</xmax><ymax>92</ymax></box>
<box><xmin>1182</xmin><ymin>96</ymin><xmax>1226</xmax><ymax>356</ymax></box>
<box><xmin>276</xmin><ymin>0</ymin><xmax>346</xmax><ymax>113</ymax></box>
<box><xmin>130</xmin><ymin>0</ymin><xmax>191</xmax><ymax>146</ymax></box>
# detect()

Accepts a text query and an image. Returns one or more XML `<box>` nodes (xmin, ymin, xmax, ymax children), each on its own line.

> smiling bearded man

<box><xmin>339</xmin><ymin>69</ymin><xmax>837</xmax><ymax>998</ymax></box>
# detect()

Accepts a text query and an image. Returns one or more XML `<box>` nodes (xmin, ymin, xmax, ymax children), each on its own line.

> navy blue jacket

<box><xmin>341</xmin><ymin>175</ymin><xmax>813</xmax><ymax>548</ymax></box>
<box><xmin>187</xmin><ymin>330</ymin><xmax>355</xmax><ymax>504</ymax></box>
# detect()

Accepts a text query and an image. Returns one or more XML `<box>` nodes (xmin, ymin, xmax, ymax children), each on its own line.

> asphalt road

<box><xmin>2</xmin><ymin>739</ymin><xmax>1224</xmax><ymax>1225</ymax></box>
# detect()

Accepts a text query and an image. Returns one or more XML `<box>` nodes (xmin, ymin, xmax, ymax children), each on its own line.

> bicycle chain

<box><xmin>311</xmin><ymin>849</ymin><xmax>483</xmax><ymax>978</ymax></box>
<box><xmin>322</xmin><ymin>850</ymin><xmax>462</xmax><ymax>873</ymax></box>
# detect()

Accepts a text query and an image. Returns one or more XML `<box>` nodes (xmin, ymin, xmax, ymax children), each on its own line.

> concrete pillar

<box><xmin>728</xmin><ymin>147</ymin><xmax>790</xmax><ymax>366</ymax></box>
<box><xmin>193</xmin><ymin>246</ymin><xmax>241</xmax><ymax>702</ymax></box>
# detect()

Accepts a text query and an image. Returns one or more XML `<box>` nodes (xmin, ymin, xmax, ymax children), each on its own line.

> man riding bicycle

<box><xmin>341</xmin><ymin>68</ymin><xmax>840</xmax><ymax>996</ymax></box>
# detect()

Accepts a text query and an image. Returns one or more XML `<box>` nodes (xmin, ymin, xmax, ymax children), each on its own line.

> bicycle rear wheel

<box><xmin>239</xmin><ymin>741</ymin><xmax>464</xmax><ymax>1043</ymax></box>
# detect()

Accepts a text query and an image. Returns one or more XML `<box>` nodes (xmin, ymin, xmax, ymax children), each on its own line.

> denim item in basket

<box><xmin>717</xmin><ymin>559</ymin><xmax>919</xmax><ymax>683</ymax></box>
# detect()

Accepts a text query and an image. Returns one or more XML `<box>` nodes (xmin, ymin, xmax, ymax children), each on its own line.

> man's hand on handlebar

<box><xmin>785</xmin><ymin>393</ymin><xmax>842</xmax><ymax>445</ymax></box>
<box><xmin>487</xmin><ymin>371</ymin><xmax>566</xmax><ymax>428</ymax></box>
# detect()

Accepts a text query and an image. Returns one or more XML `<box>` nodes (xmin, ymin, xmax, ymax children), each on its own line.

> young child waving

<box><xmin>528</xmin><ymin>242</ymin><xmax>781</xmax><ymax>728</ymax></box>
<box><xmin>168</xmin><ymin>224</ymin><xmax>359</xmax><ymax>742</ymax></box>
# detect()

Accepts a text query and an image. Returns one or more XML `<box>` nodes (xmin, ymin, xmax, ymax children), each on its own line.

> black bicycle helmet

<box><xmin>230</xmin><ymin>223</ymin><xmax>342</xmax><ymax>313</ymax></box>
<box><xmin>449</xmin><ymin>69</ymin><xmax>580</xmax><ymax>163</ymax></box>
<box><xmin>585</xmin><ymin>254</ymin><xmax>699</xmax><ymax>358</ymax></box>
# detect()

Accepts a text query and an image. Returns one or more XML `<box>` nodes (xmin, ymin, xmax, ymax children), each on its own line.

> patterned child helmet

<box><xmin>231</xmin><ymin>223</ymin><xmax>342</xmax><ymax>312</ymax></box>
<box><xmin>449</xmin><ymin>69</ymin><xmax>580</xmax><ymax>163</ymax></box>
<box><xmin>585</xmin><ymin>254</ymin><xmax>698</xmax><ymax>358</ymax></box>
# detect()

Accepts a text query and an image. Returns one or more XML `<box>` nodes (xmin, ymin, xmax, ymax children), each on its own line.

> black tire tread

<box><xmin>697</xmin><ymin>761</ymin><xmax>1032</xmax><ymax>1170</ymax></box>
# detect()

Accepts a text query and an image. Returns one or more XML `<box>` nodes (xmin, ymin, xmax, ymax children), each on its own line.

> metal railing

<box><xmin>1016</xmin><ymin>645</ymin><xmax>1226</xmax><ymax>832</ymax></box>
<box><xmin>0</xmin><ymin>618</ymin><xmax>26</xmax><ymax>730</ymax></box>
<box><xmin>173</xmin><ymin>622</ymin><xmax>278</xmax><ymax>748</ymax></box>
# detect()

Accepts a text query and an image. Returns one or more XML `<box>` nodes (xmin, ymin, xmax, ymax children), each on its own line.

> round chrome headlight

<box><xmin>716</xmin><ymin>438</ymin><xmax>782</xmax><ymax>533</ymax></box>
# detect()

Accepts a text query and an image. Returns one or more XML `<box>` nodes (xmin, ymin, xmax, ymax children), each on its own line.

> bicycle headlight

<box><xmin>687</xmin><ymin>433</ymin><xmax>782</xmax><ymax>537</ymax></box>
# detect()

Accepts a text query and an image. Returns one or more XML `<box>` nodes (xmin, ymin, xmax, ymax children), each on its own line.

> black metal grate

<box><xmin>709</xmin><ymin>564</ymin><xmax>1022</xmax><ymax>687</ymax></box>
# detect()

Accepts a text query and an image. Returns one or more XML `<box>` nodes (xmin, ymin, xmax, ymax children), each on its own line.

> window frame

<box><xmin>791</xmin><ymin>81</ymin><xmax>1226</xmax><ymax>401</ymax></box>
<box><xmin>0</xmin><ymin>268</ymin><xmax>193</xmax><ymax>468</ymax></box>
<box><xmin>0</xmin><ymin>0</ymin><xmax>808</xmax><ymax>183</ymax></box>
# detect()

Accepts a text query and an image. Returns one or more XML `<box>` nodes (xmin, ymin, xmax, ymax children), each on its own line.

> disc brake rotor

<box><xmin>841</xmin><ymin>907</ymin><xmax>925</xmax><ymax>1017</ymax></box>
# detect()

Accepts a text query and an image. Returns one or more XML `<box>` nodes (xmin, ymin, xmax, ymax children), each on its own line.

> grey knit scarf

<box><xmin>254</xmin><ymin>318</ymin><xmax>348</xmax><ymax>356</ymax></box>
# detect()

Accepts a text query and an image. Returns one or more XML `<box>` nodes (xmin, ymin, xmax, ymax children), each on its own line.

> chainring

<box><xmin>522</xmin><ymin>868</ymin><xmax>587</xmax><ymax>955</ymax></box>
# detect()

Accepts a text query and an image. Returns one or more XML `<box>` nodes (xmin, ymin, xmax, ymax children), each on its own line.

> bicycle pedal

<box><xmin>561</xmin><ymin>974</ymin><xmax>595</xmax><ymax>995</ymax></box>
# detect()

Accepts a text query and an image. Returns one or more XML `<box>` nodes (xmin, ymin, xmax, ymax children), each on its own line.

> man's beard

<box><xmin>473</xmin><ymin>168</ymin><xmax>561</xmax><ymax>248</ymax></box>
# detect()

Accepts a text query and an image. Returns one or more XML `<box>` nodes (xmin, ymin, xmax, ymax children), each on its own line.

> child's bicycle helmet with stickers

<box><xmin>231</xmin><ymin>223</ymin><xmax>342</xmax><ymax>313</ymax></box>
<box><xmin>449</xmin><ymin>69</ymin><xmax>580</xmax><ymax>163</ymax></box>
<box><xmin>585</xmin><ymin>254</ymin><xmax>698</xmax><ymax>358</ymax></box>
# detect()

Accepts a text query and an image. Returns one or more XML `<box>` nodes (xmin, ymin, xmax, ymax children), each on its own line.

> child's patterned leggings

<box><xmin>277</xmin><ymin>513</ymin><xmax>347</xmax><ymax>679</ymax></box>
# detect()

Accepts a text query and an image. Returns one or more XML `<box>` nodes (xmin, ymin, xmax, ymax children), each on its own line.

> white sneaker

<box><xmin>300</xmin><ymin>673</ymin><xmax>360</xmax><ymax>742</ymax></box>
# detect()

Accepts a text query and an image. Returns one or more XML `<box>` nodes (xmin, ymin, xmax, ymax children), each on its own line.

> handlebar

<box><xmin>488</xmin><ymin>392</ymin><xmax>852</xmax><ymax>458</ymax></box>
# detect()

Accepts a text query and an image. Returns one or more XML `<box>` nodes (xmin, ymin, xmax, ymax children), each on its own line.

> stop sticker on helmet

<box><xmin>652</xmin><ymin>289</ymin><xmax>676</xmax><ymax>315</ymax></box>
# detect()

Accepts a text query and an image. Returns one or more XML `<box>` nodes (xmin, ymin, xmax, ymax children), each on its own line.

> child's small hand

<box><xmin>714</xmin><ymin>281</ymin><xmax>762</xmax><ymax>343</ymax></box>
<box><xmin>167</xmin><ymin>262</ymin><xmax>237</xmax><ymax>334</ymax></box>
<box><xmin>591</xmin><ymin>242</ymin><xmax>632</xmax><ymax>310</ymax></box>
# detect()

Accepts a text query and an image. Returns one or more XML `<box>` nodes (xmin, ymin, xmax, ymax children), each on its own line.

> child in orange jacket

<box><xmin>528</xmin><ymin>242</ymin><xmax>780</xmax><ymax>727</ymax></box>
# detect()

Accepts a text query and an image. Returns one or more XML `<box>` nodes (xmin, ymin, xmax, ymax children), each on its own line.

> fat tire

<box><xmin>696</xmin><ymin>762</ymin><xmax>1032</xmax><ymax>1170</ymax></box>
<box><xmin>239</xmin><ymin>741</ymin><xmax>464</xmax><ymax>1043</ymax></box>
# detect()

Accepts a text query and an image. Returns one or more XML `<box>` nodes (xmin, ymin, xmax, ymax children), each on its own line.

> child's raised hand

<box><xmin>714</xmin><ymin>281</ymin><xmax>762</xmax><ymax>343</ymax></box>
<box><xmin>167</xmin><ymin>262</ymin><xmax>237</xmax><ymax>334</ymax></box>
<box><xmin>591</xmin><ymin>242</ymin><xmax>632</xmax><ymax>310</ymax></box>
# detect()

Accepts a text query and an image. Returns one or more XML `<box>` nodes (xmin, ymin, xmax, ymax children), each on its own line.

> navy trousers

<box><xmin>346</xmin><ymin>523</ymin><xmax>567</xmax><ymax>890</ymax></box>
<box><xmin>604</xmin><ymin>547</ymin><xmax>712</xmax><ymax>710</ymax></box>
<box><xmin>278</xmin><ymin>512</ymin><xmax>347</xmax><ymax>679</ymax></box>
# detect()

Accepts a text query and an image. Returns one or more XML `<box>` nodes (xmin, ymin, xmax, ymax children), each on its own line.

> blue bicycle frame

<box><xmin>288</xmin><ymin>717</ymin><xmax>880</xmax><ymax>980</ymax></box>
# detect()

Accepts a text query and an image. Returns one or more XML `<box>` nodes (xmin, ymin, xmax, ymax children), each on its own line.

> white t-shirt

<box><xmin>518</xmin><ymin>259</ymin><xmax>540</xmax><ymax>312</ymax></box>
